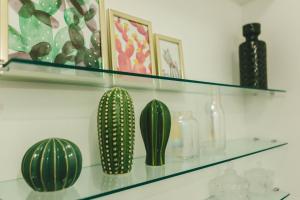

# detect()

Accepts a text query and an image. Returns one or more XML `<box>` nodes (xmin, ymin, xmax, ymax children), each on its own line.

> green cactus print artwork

<box><xmin>8</xmin><ymin>0</ymin><xmax>104</xmax><ymax>68</ymax></box>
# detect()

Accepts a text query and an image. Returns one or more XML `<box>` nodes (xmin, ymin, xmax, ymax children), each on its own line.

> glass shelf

<box><xmin>206</xmin><ymin>190</ymin><xmax>290</xmax><ymax>200</ymax></box>
<box><xmin>0</xmin><ymin>138</ymin><xmax>287</xmax><ymax>200</ymax></box>
<box><xmin>0</xmin><ymin>59</ymin><xmax>286</xmax><ymax>96</ymax></box>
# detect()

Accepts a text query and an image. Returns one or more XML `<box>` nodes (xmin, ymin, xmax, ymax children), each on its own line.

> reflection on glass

<box><xmin>89</xmin><ymin>169</ymin><xmax>133</xmax><ymax>193</ymax></box>
<box><xmin>27</xmin><ymin>187</ymin><xmax>80</xmax><ymax>200</ymax></box>
<box><xmin>208</xmin><ymin>168</ymin><xmax>249</xmax><ymax>200</ymax></box>
<box><xmin>244</xmin><ymin>167</ymin><xmax>274</xmax><ymax>195</ymax></box>
<box><xmin>146</xmin><ymin>166</ymin><xmax>166</xmax><ymax>180</ymax></box>
<box><xmin>100</xmin><ymin>174</ymin><xmax>133</xmax><ymax>192</ymax></box>
<box><xmin>169</xmin><ymin>111</ymin><xmax>199</xmax><ymax>159</ymax></box>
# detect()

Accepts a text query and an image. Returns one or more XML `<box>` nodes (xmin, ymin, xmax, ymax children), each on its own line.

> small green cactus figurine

<box><xmin>140</xmin><ymin>99</ymin><xmax>171</xmax><ymax>166</ymax></box>
<box><xmin>21</xmin><ymin>138</ymin><xmax>82</xmax><ymax>192</ymax></box>
<box><xmin>97</xmin><ymin>88</ymin><xmax>135</xmax><ymax>174</ymax></box>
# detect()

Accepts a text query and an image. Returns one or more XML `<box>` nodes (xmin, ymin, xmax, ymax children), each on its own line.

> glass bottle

<box><xmin>202</xmin><ymin>87</ymin><xmax>226</xmax><ymax>153</ymax></box>
<box><xmin>169</xmin><ymin>111</ymin><xmax>199</xmax><ymax>159</ymax></box>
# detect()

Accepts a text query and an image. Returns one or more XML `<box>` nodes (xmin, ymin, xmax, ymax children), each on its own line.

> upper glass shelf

<box><xmin>0</xmin><ymin>138</ymin><xmax>287</xmax><ymax>200</ymax></box>
<box><xmin>0</xmin><ymin>59</ymin><xmax>286</xmax><ymax>95</ymax></box>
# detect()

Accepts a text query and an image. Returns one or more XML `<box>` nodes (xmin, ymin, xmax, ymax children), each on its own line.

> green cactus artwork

<box><xmin>97</xmin><ymin>88</ymin><xmax>135</xmax><ymax>175</ymax></box>
<box><xmin>21</xmin><ymin>138</ymin><xmax>82</xmax><ymax>192</ymax></box>
<box><xmin>8</xmin><ymin>0</ymin><xmax>104</xmax><ymax>68</ymax></box>
<box><xmin>140</xmin><ymin>100</ymin><xmax>171</xmax><ymax>166</ymax></box>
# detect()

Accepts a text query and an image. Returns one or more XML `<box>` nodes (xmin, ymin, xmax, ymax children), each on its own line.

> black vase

<box><xmin>239</xmin><ymin>23</ymin><xmax>268</xmax><ymax>89</ymax></box>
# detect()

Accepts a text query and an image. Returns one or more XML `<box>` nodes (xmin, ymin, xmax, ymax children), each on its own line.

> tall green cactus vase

<box><xmin>140</xmin><ymin>100</ymin><xmax>171</xmax><ymax>166</ymax></box>
<box><xmin>97</xmin><ymin>88</ymin><xmax>135</xmax><ymax>175</ymax></box>
<box><xmin>21</xmin><ymin>138</ymin><xmax>82</xmax><ymax>192</ymax></box>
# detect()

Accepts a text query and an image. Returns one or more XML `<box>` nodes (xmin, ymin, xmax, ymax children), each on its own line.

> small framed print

<box><xmin>108</xmin><ymin>9</ymin><xmax>156</xmax><ymax>75</ymax></box>
<box><xmin>3</xmin><ymin>0</ymin><xmax>108</xmax><ymax>68</ymax></box>
<box><xmin>0</xmin><ymin>0</ymin><xmax>8</xmax><ymax>64</ymax></box>
<box><xmin>154</xmin><ymin>34</ymin><xmax>185</xmax><ymax>78</ymax></box>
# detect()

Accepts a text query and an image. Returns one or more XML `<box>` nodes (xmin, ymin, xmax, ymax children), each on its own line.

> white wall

<box><xmin>106</xmin><ymin>0</ymin><xmax>242</xmax><ymax>84</ymax></box>
<box><xmin>0</xmin><ymin>0</ymin><xmax>291</xmax><ymax>199</ymax></box>
<box><xmin>0</xmin><ymin>0</ymin><xmax>244</xmax><ymax>179</ymax></box>
<box><xmin>243</xmin><ymin>0</ymin><xmax>300</xmax><ymax>198</ymax></box>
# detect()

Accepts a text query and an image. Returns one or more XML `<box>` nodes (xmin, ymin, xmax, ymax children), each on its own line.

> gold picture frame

<box><xmin>0</xmin><ymin>0</ymin><xmax>8</xmax><ymax>65</ymax></box>
<box><xmin>0</xmin><ymin>0</ymin><xmax>108</xmax><ymax>69</ymax></box>
<box><xmin>108</xmin><ymin>9</ymin><xmax>156</xmax><ymax>75</ymax></box>
<box><xmin>98</xmin><ymin>0</ymin><xmax>109</xmax><ymax>69</ymax></box>
<box><xmin>154</xmin><ymin>34</ymin><xmax>185</xmax><ymax>78</ymax></box>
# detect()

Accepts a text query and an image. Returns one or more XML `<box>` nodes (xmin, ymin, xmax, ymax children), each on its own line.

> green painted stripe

<box><xmin>68</xmin><ymin>140</ymin><xmax>78</xmax><ymax>186</ymax></box>
<box><xmin>160</xmin><ymin>103</ymin><xmax>165</xmax><ymax>165</ymax></box>
<box><xmin>56</xmin><ymin>139</ymin><xmax>69</xmax><ymax>189</ymax></box>
<box><xmin>28</xmin><ymin>142</ymin><xmax>45</xmax><ymax>191</ymax></box>
<box><xmin>40</xmin><ymin>140</ymin><xmax>51</xmax><ymax>192</ymax></box>
<box><xmin>151</xmin><ymin>101</ymin><xmax>155</xmax><ymax>166</ymax></box>
<box><xmin>53</xmin><ymin>139</ymin><xmax>57</xmax><ymax>191</ymax></box>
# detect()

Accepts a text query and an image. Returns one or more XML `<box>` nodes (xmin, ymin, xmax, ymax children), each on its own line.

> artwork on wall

<box><xmin>1</xmin><ymin>0</ymin><xmax>108</xmax><ymax>68</ymax></box>
<box><xmin>0</xmin><ymin>0</ymin><xmax>8</xmax><ymax>63</ymax></box>
<box><xmin>154</xmin><ymin>34</ymin><xmax>185</xmax><ymax>78</ymax></box>
<box><xmin>108</xmin><ymin>9</ymin><xmax>156</xmax><ymax>75</ymax></box>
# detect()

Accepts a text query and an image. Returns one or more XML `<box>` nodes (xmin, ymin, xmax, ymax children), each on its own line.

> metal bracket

<box><xmin>0</xmin><ymin>59</ymin><xmax>5</xmax><ymax>75</ymax></box>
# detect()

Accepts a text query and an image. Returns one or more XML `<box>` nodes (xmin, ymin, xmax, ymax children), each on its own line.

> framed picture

<box><xmin>154</xmin><ymin>34</ymin><xmax>185</xmax><ymax>78</ymax></box>
<box><xmin>108</xmin><ymin>9</ymin><xmax>156</xmax><ymax>75</ymax></box>
<box><xmin>0</xmin><ymin>0</ymin><xmax>8</xmax><ymax>64</ymax></box>
<box><xmin>1</xmin><ymin>0</ymin><xmax>108</xmax><ymax>68</ymax></box>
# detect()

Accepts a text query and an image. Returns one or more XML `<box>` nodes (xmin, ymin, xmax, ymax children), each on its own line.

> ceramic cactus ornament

<box><xmin>21</xmin><ymin>138</ymin><xmax>82</xmax><ymax>192</ymax></box>
<box><xmin>140</xmin><ymin>99</ymin><xmax>171</xmax><ymax>166</ymax></box>
<box><xmin>97</xmin><ymin>87</ymin><xmax>135</xmax><ymax>174</ymax></box>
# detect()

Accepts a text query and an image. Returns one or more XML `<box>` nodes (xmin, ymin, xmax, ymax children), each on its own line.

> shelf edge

<box><xmin>81</xmin><ymin>142</ymin><xmax>288</xmax><ymax>199</ymax></box>
<box><xmin>3</xmin><ymin>58</ymin><xmax>286</xmax><ymax>94</ymax></box>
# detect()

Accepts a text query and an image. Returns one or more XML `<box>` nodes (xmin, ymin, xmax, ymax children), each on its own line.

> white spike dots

<box><xmin>97</xmin><ymin>88</ymin><xmax>135</xmax><ymax>174</ymax></box>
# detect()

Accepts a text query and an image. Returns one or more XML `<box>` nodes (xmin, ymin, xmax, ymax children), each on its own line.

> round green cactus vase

<box><xmin>21</xmin><ymin>138</ymin><xmax>82</xmax><ymax>192</ymax></box>
<box><xmin>140</xmin><ymin>100</ymin><xmax>171</xmax><ymax>166</ymax></box>
<box><xmin>97</xmin><ymin>88</ymin><xmax>135</xmax><ymax>175</ymax></box>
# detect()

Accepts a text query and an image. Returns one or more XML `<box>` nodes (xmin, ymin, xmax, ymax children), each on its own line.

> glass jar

<box><xmin>169</xmin><ymin>111</ymin><xmax>199</xmax><ymax>159</ymax></box>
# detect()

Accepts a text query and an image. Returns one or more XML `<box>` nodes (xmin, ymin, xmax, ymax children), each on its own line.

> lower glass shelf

<box><xmin>206</xmin><ymin>190</ymin><xmax>290</xmax><ymax>200</ymax></box>
<box><xmin>0</xmin><ymin>138</ymin><xmax>287</xmax><ymax>200</ymax></box>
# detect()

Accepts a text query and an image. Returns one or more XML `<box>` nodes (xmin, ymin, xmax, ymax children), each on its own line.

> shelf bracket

<box><xmin>0</xmin><ymin>60</ymin><xmax>5</xmax><ymax>75</ymax></box>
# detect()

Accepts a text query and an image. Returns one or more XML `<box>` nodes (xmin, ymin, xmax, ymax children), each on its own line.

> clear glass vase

<box><xmin>202</xmin><ymin>87</ymin><xmax>226</xmax><ymax>153</ymax></box>
<box><xmin>169</xmin><ymin>111</ymin><xmax>199</xmax><ymax>159</ymax></box>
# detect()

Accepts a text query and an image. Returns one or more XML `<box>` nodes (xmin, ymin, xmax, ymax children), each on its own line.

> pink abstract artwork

<box><xmin>114</xmin><ymin>16</ymin><xmax>153</xmax><ymax>75</ymax></box>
